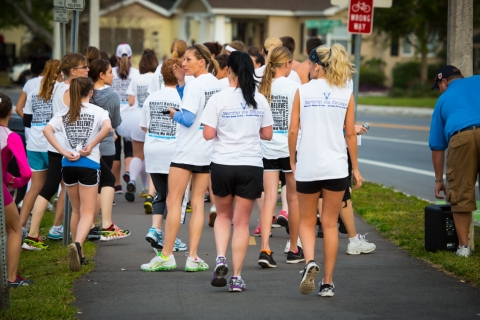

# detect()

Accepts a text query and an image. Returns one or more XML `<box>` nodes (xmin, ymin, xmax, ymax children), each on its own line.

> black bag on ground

<box><xmin>424</xmin><ymin>205</ymin><xmax>458</xmax><ymax>252</ymax></box>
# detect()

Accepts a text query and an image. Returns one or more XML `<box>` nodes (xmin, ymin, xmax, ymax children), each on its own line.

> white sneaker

<box><xmin>141</xmin><ymin>250</ymin><xmax>177</xmax><ymax>271</ymax></box>
<box><xmin>346</xmin><ymin>234</ymin><xmax>376</xmax><ymax>255</ymax></box>
<box><xmin>284</xmin><ymin>237</ymin><xmax>303</xmax><ymax>254</ymax></box>
<box><xmin>456</xmin><ymin>246</ymin><xmax>471</xmax><ymax>257</ymax></box>
<box><xmin>185</xmin><ymin>256</ymin><xmax>209</xmax><ymax>272</ymax></box>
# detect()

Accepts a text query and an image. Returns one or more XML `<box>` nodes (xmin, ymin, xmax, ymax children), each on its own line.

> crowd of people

<box><xmin>2</xmin><ymin>35</ymin><xmax>377</xmax><ymax>295</ymax></box>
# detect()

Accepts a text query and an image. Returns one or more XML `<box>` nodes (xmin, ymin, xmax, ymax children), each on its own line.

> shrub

<box><xmin>359</xmin><ymin>58</ymin><xmax>387</xmax><ymax>89</ymax></box>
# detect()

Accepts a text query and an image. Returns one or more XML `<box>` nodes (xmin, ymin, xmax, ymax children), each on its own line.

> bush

<box><xmin>359</xmin><ymin>58</ymin><xmax>387</xmax><ymax>89</ymax></box>
<box><xmin>390</xmin><ymin>61</ymin><xmax>443</xmax><ymax>97</ymax></box>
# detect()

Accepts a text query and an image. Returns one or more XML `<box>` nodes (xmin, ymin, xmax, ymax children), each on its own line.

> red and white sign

<box><xmin>348</xmin><ymin>0</ymin><xmax>374</xmax><ymax>34</ymax></box>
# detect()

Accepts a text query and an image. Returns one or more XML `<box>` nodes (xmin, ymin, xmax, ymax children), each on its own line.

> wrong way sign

<box><xmin>348</xmin><ymin>0</ymin><xmax>374</xmax><ymax>34</ymax></box>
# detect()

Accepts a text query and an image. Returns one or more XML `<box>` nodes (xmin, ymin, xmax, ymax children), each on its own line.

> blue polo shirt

<box><xmin>429</xmin><ymin>76</ymin><xmax>480</xmax><ymax>150</ymax></box>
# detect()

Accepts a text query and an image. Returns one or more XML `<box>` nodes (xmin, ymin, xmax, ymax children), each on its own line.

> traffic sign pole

<box><xmin>70</xmin><ymin>10</ymin><xmax>80</xmax><ymax>53</ymax></box>
<box><xmin>353</xmin><ymin>34</ymin><xmax>362</xmax><ymax>121</ymax></box>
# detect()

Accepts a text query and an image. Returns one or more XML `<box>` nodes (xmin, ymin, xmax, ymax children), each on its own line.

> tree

<box><xmin>2</xmin><ymin>0</ymin><xmax>54</xmax><ymax>48</ymax></box>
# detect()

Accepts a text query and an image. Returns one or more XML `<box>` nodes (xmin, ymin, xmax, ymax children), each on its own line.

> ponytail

<box><xmin>65</xmin><ymin>77</ymin><xmax>93</xmax><ymax>124</ymax></box>
<box><xmin>171</xmin><ymin>39</ymin><xmax>187</xmax><ymax>58</ymax></box>
<box><xmin>227</xmin><ymin>51</ymin><xmax>258</xmax><ymax>109</ymax></box>
<box><xmin>314</xmin><ymin>44</ymin><xmax>355</xmax><ymax>87</ymax></box>
<box><xmin>188</xmin><ymin>44</ymin><xmax>219</xmax><ymax>76</ymax></box>
<box><xmin>258</xmin><ymin>46</ymin><xmax>292</xmax><ymax>103</ymax></box>
<box><xmin>118</xmin><ymin>55</ymin><xmax>131</xmax><ymax>80</ymax></box>
<box><xmin>38</xmin><ymin>59</ymin><xmax>61</xmax><ymax>101</ymax></box>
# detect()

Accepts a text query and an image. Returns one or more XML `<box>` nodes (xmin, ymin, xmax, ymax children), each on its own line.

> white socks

<box><xmin>349</xmin><ymin>234</ymin><xmax>360</xmax><ymax>243</ymax></box>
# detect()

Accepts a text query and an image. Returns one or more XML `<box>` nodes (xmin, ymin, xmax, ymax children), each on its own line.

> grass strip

<box><xmin>352</xmin><ymin>182</ymin><xmax>480</xmax><ymax>287</ymax></box>
<box><xmin>0</xmin><ymin>211</ymin><xmax>96</xmax><ymax>319</ymax></box>
<box><xmin>358</xmin><ymin>97</ymin><xmax>437</xmax><ymax>108</ymax></box>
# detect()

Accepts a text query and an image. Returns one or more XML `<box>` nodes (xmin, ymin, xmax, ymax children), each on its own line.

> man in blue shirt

<box><xmin>429</xmin><ymin>65</ymin><xmax>480</xmax><ymax>258</ymax></box>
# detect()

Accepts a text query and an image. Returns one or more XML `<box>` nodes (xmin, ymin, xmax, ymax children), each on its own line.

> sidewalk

<box><xmin>73</xmin><ymin>194</ymin><xmax>480</xmax><ymax>319</ymax></box>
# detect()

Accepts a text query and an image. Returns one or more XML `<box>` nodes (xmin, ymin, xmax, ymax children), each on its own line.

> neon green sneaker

<box><xmin>22</xmin><ymin>236</ymin><xmax>49</xmax><ymax>251</ymax></box>
<box><xmin>141</xmin><ymin>251</ymin><xmax>177</xmax><ymax>272</ymax></box>
<box><xmin>185</xmin><ymin>256</ymin><xmax>209</xmax><ymax>272</ymax></box>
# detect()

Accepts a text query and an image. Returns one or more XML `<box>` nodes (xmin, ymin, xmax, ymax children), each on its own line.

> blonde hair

<box><xmin>263</xmin><ymin>37</ymin><xmax>283</xmax><ymax>56</ymax></box>
<box><xmin>315</xmin><ymin>44</ymin><xmax>355</xmax><ymax>88</ymax></box>
<box><xmin>187</xmin><ymin>44</ymin><xmax>219</xmax><ymax>76</ymax></box>
<box><xmin>258</xmin><ymin>47</ymin><xmax>293</xmax><ymax>103</ymax></box>
<box><xmin>171</xmin><ymin>39</ymin><xmax>187</xmax><ymax>59</ymax></box>
<box><xmin>38</xmin><ymin>59</ymin><xmax>61</xmax><ymax>101</ymax></box>
<box><xmin>228</xmin><ymin>40</ymin><xmax>246</xmax><ymax>52</ymax></box>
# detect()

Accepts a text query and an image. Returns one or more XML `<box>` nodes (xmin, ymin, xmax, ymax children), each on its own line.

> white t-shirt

<box><xmin>218</xmin><ymin>77</ymin><xmax>229</xmax><ymax>89</ymax></box>
<box><xmin>254</xmin><ymin>65</ymin><xmax>302</xmax><ymax>85</ymax></box>
<box><xmin>48</xmin><ymin>102</ymin><xmax>110</xmax><ymax>166</ymax></box>
<box><xmin>23</xmin><ymin>76</ymin><xmax>43</xmax><ymax>95</ymax></box>
<box><xmin>261</xmin><ymin>77</ymin><xmax>300</xmax><ymax>159</ymax></box>
<box><xmin>172</xmin><ymin>73</ymin><xmax>221</xmax><ymax>166</ymax></box>
<box><xmin>111</xmin><ymin>67</ymin><xmax>140</xmax><ymax>113</ymax></box>
<box><xmin>201</xmin><ymin>87</ymin><xmax>274</xmax><ymax>167</ymax></box>
<box><xmin>148</xmin><ymin>64</ymin><xmax>196</xmax><ymax>94</ymax></box>
<box><xmin>24</xmin><ymin>90</ymin><xmax>53</xmax><ymax>152</ymax></box>
<box><xmin>49</xmin><ymin>82</ymin><xmax>70</xmax><ymax>153</ymax></box>
<box><xmin>295</xmin><ymin>79</ymin><xmax>352</xmax><ymax>181</ymax></box>
<box><xmin>126</xmin><ymin>73</ymin><xmax>154</xmax><ymax>109</ymax></box>
<box><xmin>141</xmin><ymin>87</ymin><xmax>181</xmax><ymax>173</ymax></box>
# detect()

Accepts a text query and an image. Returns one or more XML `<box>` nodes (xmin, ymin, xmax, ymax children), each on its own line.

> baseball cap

<box><xmin>263</xmin><ymin>37</ymin><xmax>283</xmax><ymax>53</ymax></box>
<box><xmin>431</xmin><ymin>65</ymin><xmax>462</xmax><ymax>90</ymax></box>
<box><xmin>116</xmin><ymin>44</ymin><xmax>132</xmax><ymax>58</ymax></box>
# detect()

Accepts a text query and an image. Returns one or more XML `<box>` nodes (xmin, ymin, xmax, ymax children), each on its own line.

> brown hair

<box><xmin>258</xmin><ymin>47</ymin><xmax>293</xmax><ymax>103</ymax></box>
<box><xmin>228</xmin><ymin>40</ymin><xmax>247</xmax><ymax>52</ymax></box>
<box><xmin>306</xmin><ymin>37</ymin><xmax>324</xmax><ymax>53</ymax></box>
<box><xmin>161</xmin><ymin>59</ymin><xmax>182</xmax><ymax>86</ymax></box>
<box><xmin>88</xmin><ymin>59</ymin><xmax>111</xmax><ymax>83</ymax></box>
<box><xmin>139</xmin><ymin>49</ymin><xmax>159</xmax><ymax>74</ymax></box>
<box><xmin>83</xmin><ymin>46</ymin><xmax>101</xmax><ymax>64</ymax></box>
<box><xmin>38</xmin><ymin>59</ymin><xmax>61</xmax><ymax>101</ymax></box>
<box><xmin>0</xmin><ymin>93</ymin><xmax>12</xmax><ymax>118</ymax></box>
<box><xmin>187</xmin><ymin>44</ymin><xmax>219</xmax><ymax>75</ymax></box>
<box><xmin>203</xmin><ymin>42</ymin><xmax>223</xmax><ymax>57</ymax></box>
<box><xmin>65</xmin><ymin>77</ymin><xmax>93</xmax><ymax>124</ymax></box>
<box><xmin>214</xmin><ymin>54</ymin><xmax>228</xmax><ymax>69</ymax></box>
<box><xmin>171</xmin><ymin>39</ymin><xmax>187</xmax><ymax>59</ymax></box>
<box><xmin>280</xmin><ymin>36</ymin><xmax>295</xmax><ymax>54</ymax></box>
<box><xmin>60</xmin><ymin>52</ymin><xmax>88</xmax><ymax>79</ymax></box>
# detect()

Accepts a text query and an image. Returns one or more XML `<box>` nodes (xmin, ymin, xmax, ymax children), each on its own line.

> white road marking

<box><xmin>362</xmin><ymin>136</ymin><xmax>429</xmax><ymax>146</ymax></box>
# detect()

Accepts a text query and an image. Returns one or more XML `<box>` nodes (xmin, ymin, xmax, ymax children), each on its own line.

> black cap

<box><xmin>431</xmin><ymin>65</ymin><xmax>462</xmax><ymax>90</ymax></box>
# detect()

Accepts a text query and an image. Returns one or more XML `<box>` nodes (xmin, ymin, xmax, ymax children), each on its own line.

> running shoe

<box><xmin>286</xmin><ymin>246</ymin><xmax>305</xmax><ymax>264</ymax></box>
<box><xmin>100</xmin><ymin>223</ymin><xmax>131</xmax><ymax>242</ymax></box>
<box><xmin>228</xmin><ymin>276</ymin><xmax>247</xmax><ymax>292</ymax></box>
<box><xmin>346</xmin><ymin>234</ymin><xmax>376</xmax><ymax>255</ymax></box>
<box><xmin>456</xmin><ymin>246</ymin><xmax>472</xmax><ymax>257</ymax></box>
<box><xmin>208</xmin><ymin>205</ymin><xmax>217</xmax><ymax>227</ymax></box>
<box><xmin>22</xmin><ymin>236</ymin><xmax>48</xmax><ymax>251</ymax></box>
<box><xmin>46</xmin><ymin>202</ymin><xmax>54</xmax><ymax>212</ymax></box>
<box><xmin>146</xmin><ymin>227</ymin><xmax>164</xmax><ymax>250</ymax></box>
<box><xmin>139</xmin><ymin>188</ymin><xmax>149</xmax><ymax>197</ymax></box>
<box><xmin>141</xmin><ymin>250</ymin><xmax>177</xmax><ymax>271</ymax></box>
<box><xmin>211</xmin><ymin>256</ymin><xmax>228</xmax><ymax>287</ymax></box>
<box><xmin>185</xmin><ymin>256</ymin><xmax>209</xmax><ymax>272</ymax></box>
<box><xmin>185</xmin><ymin>203</ymin><xmax>192</xmax><ymax>213</ymax></box>
<box><xmin>123</xmin><ymin>172</ymin><xmax>131</xmax><ymax>183</ymax></box>
<box><xmin>114</xmin><ymin>185</ymin><xmax>123</xmax><ymax>194</ymax></box>
<box><xmin>8</xmin><ymin>275</ymin><xmax>34</xmax><ymax>288</ymax></box>
<box><xmin>258</xmin><ymin>251</ymin><xmax>277</xmax><ymax>268</ymax></box>
<box><xmin>48</xmin><ymin>225</ymin><xmax>64</xmax><ymax>240</ymax></box>
<box><xmin>277</xmin><ymin>210</ymin><xmax>289</xmax><ymax>228</ymax></box>
<box><xmin>318</xmin><ymin>281</ymin><xmax>335</xmax><ymax>297</ymax></box>
<box><xmin>299</xmin><ymin>260</ymin><xmax>320</xmax><ymax>295</ymax></box>
<box><xmin>144</xmin><ymin>195</ymin><xmax>153</xmax><ymax>214</ymax></box>
<box><xmin>86</xmin><ymin>227</ymin><xmax>101</xmax><ymax>241</ymax></box>
<box><xmin>271</xmin><ymin>215</ymin><xmax>281</xmax><ymax>228</ymax></box>
<box><xmin>67</xmin><ymin>242</ymin><xmax>83</xmax><ymax>272</ymax></box>
<box><xmin>174</xmin><ymin>238</ymin><xmax>188</xmax><ymax>252</ymax></box>
<box><xmin>204</xmin><ymin>191</ymin><xmax>210</xmax><ymax>202</ymax></box>
<box><xmin>284</xmin><ymin>237</ymin><xmax>303</xmax><ymax>254</ymax></box>
<box><xmin>253</xmin><ymin>221</ymin><xmax>261</xmax><ymax>236</ymax></box>
<box><xmin>316</xmin><ymin>224</ymin><xmax>324</xmax><ymax>238</ymax></box>
<box><xmin>125</xmin><ymin>181</ymin><xmax>136</xmax><ymax>202</ymax></box>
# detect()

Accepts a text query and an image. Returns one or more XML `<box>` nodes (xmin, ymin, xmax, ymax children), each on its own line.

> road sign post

<box><xmin>0</xmin><ymin>154</ymin><xmax>9</xmax><ymax>310</ymax></box>
<box><xmin>65</xmin><ymin>0</ymin><xmax>84</xmax><ymax>54</ymax></box>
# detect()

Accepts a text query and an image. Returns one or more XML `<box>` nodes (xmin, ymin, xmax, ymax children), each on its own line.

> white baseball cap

<box><xmin>116</xmin><ymin>44</ymin><xmax>132</xmax><ymax>58</ymax></box>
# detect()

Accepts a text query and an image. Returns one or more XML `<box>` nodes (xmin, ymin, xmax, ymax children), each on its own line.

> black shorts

<box><xmin>279</xmin><ymin>171</ymin><xmax>286</xmax><ymax>187</ymax></box>
<box><xmin>211</xmin><ymin>163</ymin><xmax>263</xmax><ymax>199</ymax></box>
<box><xmin>262</xmin><ymin>157</ymin><xmax>292</xmax><ymax>172</ymax></box>
<box><xmin>114</xmin><ymin>136</ymin><xmax>133</xmax><ymax>161</ymax></box>
<box><xmin>170</xmin><ymin>162</ymin><xmax>210</xmax><ymax>174</ymax></box>
<box><xmin>62</xmin><ymin>167</ymin><xmax>100</xmax><ymax>187</ymax></box>
<box><xmin>296</xmin><ymin>177</ymin><xmax>348</xmax><ymax>194</ymax></box>
<box><xmin>343</xmin><ymin>151</ymin><xmax>353</xmax><ymax>201</ymax></box>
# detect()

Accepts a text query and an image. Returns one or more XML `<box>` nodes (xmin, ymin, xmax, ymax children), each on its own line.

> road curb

<box><xmin>358</xmin><ymin>105</ymin><xmax>433</xmax><ymax>117</ymax></box>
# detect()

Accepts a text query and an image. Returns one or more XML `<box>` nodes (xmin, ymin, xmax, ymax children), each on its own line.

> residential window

<box><xmin>326</xmin><ymin>25</ymin><xmax>351</xmax><ymax>54</ymax></box>
<box><xmin>100</xmin><ymin>28</ymin><xmax>144</xmax><ymax>56</ymax></box>
<box><xmin>390</xmin><ymin>35</ymin><xmax>399</xmax><ymax>57</ymax></box>
<box><xmin>401</xmin><ymin>36</ymin><xmax>413</xmax><ymax>57</ymax></box>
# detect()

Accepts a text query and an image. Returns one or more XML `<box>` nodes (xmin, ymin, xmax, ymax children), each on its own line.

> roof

<box><xmin>205</xmin><ymin>0</ymin><xmax>332</xmax><ymax>11</ymax></box>
<box><xmin>100</xmin><ymin>0</ymin><xmax>172</xmax><ymax>16</ymax></box>
<box><xmin>100</xmin><ymin>0</ymin><xmax>176</xmax><ymax>10</ymax></box>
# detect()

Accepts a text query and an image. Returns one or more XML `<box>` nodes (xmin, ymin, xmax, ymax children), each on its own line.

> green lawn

<box><xmin>352</xmin><ymin>182</ymin><xmax>480</xmax><ymax>287</ymax></box>
<box><xmin>358</xmin><ymin>96</ymin><xmax>437</xmax><ymax>108</ymax></box>
<box><xmin>0</xmin><ymin>211</ymin><xmax>96</xmax><ymax>319</ymax></box>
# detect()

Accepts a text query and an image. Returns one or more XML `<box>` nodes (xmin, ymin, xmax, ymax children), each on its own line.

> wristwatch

<box><xmin>435</xmin><ymin>179</ymin><xmax>444</xmax><ymax>183</ymax></box>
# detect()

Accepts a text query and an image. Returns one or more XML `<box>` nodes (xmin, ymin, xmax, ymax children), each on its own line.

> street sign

<box><xmin>53</xmin><ymin>0</ymin><xmax>65</xmax><ymax>7</ymax></box>
<box><xmin>64</xmin><ymin>0</ymin><xmax>84</xmax><ymax>11</ymax></box>
<box><xmin>53</xmin><ymin>8</ymin><xmax>69</xmax><ymax>23</ymax></box>
<box><xmin>348</xmin><ymin>0</ymin><xmax>374</xmax><ymax>34</ymax></box>
<box><xmin>306</xmin><ymin>19</ymin><xmax>343</xmax><ymax>34</ymax></box>
<box><xmin>331</xmin><ymin>0</ymin><xmax>392</xmax><ymax>8</ymax></box>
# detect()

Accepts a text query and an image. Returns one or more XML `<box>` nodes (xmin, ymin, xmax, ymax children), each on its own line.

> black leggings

<box><xmin>114</xmin><ymin>136</ymin><xmax>133</xmax><ymax>161</ymax></box>
<box><xmin>151</xmin><ymin>173</ymin><xmax>168</xmax><ymax>219</ymax></box>
<box><xmin>38</xmin><ymin>151</ymin><xmax>63</xmax><ymax>201</ymax></box>
<box><xmin>98</xmin><ymin>158</ymin><xmax>115</xmax><ymax>193</ymax></box>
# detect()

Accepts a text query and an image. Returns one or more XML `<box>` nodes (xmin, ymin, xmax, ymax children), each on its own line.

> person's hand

<box><xmin>113</xmin><ymin>131</ymin><xmax>118</xmax><ymax>141</ymax></box>
<box><xmin>173</xmin><ymin>64</ymin><xmax>185</xmax><ymax>81</ymax></box>
<box><xmin>290</xmin><ymin>162</ymin><xmax>296</xmax><ymax>175</ymax></box>
<box><xmin>355</xmin><ymin>124</ymin><xmax>368</xmax><ymax>135</ymax></box>
<box><xmin>64</xmin><ymin>151</ymin><xmax>80</xmax><ymax>161</ymax></box>
<box><xmin>435</xmin><ymin>181</ymin><xmax>447</xmax><ymax>199</ymax></box>
<box><xmin>352</xmin><ymin>169</ymin><xmax>363</xmax><ymax>190</ymax></box>
<box><xmin>167</xmin><ymin>107</ymin><xmax>177</xmax><ymax>119</ymax></box>
<box><xmin>79</xmin><ymin>144</ymin><xmax>93</xmax><ymax>157</ymax></box>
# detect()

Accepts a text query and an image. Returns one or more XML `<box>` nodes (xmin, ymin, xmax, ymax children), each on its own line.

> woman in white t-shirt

<box><xmin>44</xmin><ymin>77</ymin><xmax>111</xmax><ymax>272</ymax></box>
<box><xmin>152</xmin><ymin>44</ymin><xmax>221</xmax><ymax>272</ymax></box>
<box><xmin>123</xmin><ymin>49</ymin><xmax>158</xmax><ymax>202</ymax></box>
<box><xmin>289</xmin><ymin>44</ymin><xmax>362</xmax><ymax>297</ymax></box>
<box><xmin>257</xmin><ymin>46</ymin><xmax>301</xmax><ymax>268</ymax></box>
<box><xmin>201</xmin><ymin>51</ymin><xmax>273</xmax><ymax>292</ymax></box>
<box><xmin>111</xmin><ymin>44</ymin><xmax>139</xmax><ymax>193</ymax></box>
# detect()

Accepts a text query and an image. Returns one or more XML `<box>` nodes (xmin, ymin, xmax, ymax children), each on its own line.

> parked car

<box><xmin>7</xmin><ymin>108</ymin><xmax>27</xmax><ymax>206</ymax></box>
<box><xmin>8</xmin><ymin>63</ymin><xmax>32</xmax><ymax>85</ymax></box>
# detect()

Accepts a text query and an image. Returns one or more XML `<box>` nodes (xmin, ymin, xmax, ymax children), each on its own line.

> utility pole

<box><xmin>447</xmin><ymin>0</ymin><xmax>474</xmax><ymax>250</ymax></box>
<box><xmin>89</xmin><ymin>0</ymin><xmax>100</xmax><ymax>48</ymax></box>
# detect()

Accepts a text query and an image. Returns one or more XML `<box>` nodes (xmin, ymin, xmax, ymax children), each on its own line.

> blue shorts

<box><xmin>27</xmin><ymin>151</ymin><xmax>49</xmax><ymax>171</ymax></box>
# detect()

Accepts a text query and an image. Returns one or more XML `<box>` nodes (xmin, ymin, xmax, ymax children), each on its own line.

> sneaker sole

<box><xmin>146</xmin><ymin>237</ymin><xmax>164</xmax><ymax>250</ymax></box>
<box><xmin>125</xmin><ymin>192</ymin><xmax>135</xmax><ymax>202</ymax></box>
<box><xmin>144</xmin><ymin>203</ymin><xmax>153</xmax><ymax>214</ymax></box>
<box><xmin>114</xmin><ymin>190</ymin><xmax>123</xmax><ymax>194</ymax></box>
<box><xmin>123</xmin><ymin>173</ymin><xmax>130</xmax><ymax>183</ymax></box>
<box><xmin>21</xmin><ymin>243</ymin><xmax>46</xmax><ymax>251</ymax></box>
<box><xmin>277</xmin><ymin>216</ymin><xmax>289</xmax><ymax>228</ymax></box>
<box><xmin>126</xmin><ymin>183</ymin><xmax>136</xmax><ymax>193</ymax></box>
<box><xmin>229</xmin><ymin>287</ymin><xmax>246</xmax><ymax>292</ymax></box>
<box><xmin>142</xmin><ymin>264</ymin><xmax>177</xmax><ymax>272</ymax></box>
<box><xmin>286</xmin><ymin>257</ymin><xmax>306</xmax><ymax>264</ymax></box>
<box><xmin>47</xmin><ymin>235</ymin><xmax>63</xmax><ymax>240</ymax></box>
<box><xmin>86</xmin><ymin>236</ymin><xmax>100</xmax><ymax>241</ymax></box>
<box><xmin>271</xmin><ymin>223</ymin><xmax>281</xmax><ymax>228</ymax></box>
<box><xmin>211</xmin><ymin>265</ymin><xmax>228</xmax><ymax>287</ymax></box>
<box><xmin>319</xmin><ymin>291</ymin><xmax>335</xmax><ymax>297</ymax></box>
<box><xmin>68</xmin><ymin>243</ymin><xmax>82</xmax><ymax>272</ymax></box>
<box><xmin>258</xmin><ymin>259</ymin><xmax>277</xmax><ymax>268</ymax></box>
<box><xmin>208</xmin><ymin>211</ymin><xmax>217</xmax><ymax>227</ymax></box>
<box><xmin>346</xmin><ymin>246</ymin><xmax>376</xmax><ymax>255</ymax></box>
<box><xmin>100</xmin><ymin>232</ymin><xmax>130</xmax><ymax>242</ymax></box>
<box><xmin>185</xmin><ymin>266</ymin><xmax>209</xmax><ymax>272</ymax></box>
<box><xmin>299</xmin><ymin>264</ymin><xmax>320</xmax><ymax>295</ymax></box>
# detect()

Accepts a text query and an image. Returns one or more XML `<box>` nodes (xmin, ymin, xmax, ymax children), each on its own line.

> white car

<box><xmin>8</xmin><ymin>63</ymin><xmax>32</xmax><ymax>84</ymax></box>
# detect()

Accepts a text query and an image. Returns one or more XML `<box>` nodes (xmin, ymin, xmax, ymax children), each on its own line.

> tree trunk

<box><xmin>420</xmin><ymin>50</ymin><xmax>428</xmax><ymax>83</ymax></box>
<box><xmin>5</xmin><ymin>0</ymin><xmax>53</xmax><ymax>48</ymax></box>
